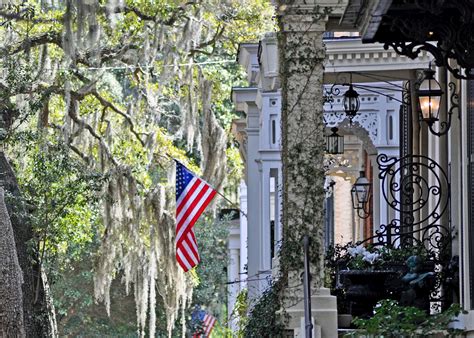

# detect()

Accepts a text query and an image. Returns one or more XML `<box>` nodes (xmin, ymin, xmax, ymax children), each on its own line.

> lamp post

<box><xmin>326</xmin><ymin>127</ymin><xmax>344</xmax><ymax>154</ymax></box>
<box><xmin>351</xmin><ymin>171</ymin><xmax>371</xmax><ymax>219</ymax></box>
<box><xmin>303</xmin><ymin>235</ymin><xmax>312</xmax><ymax>338</ymax></box>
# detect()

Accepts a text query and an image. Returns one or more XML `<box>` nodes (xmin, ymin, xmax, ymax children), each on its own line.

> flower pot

<box><xmin>337</xmin><ymin>314</ymin><xmax>353</xmax><ymax>328</ymax></box>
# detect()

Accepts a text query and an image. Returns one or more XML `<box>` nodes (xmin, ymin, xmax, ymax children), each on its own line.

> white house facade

<box><xmin>226</xmin><ymin>1</ymin><xmax>474</xmax><ymax>336</ymax></box>
<box><xmin>227</xmin><ymin>32</ymin><xmax>445</xmax><ymax>335</ymax></box>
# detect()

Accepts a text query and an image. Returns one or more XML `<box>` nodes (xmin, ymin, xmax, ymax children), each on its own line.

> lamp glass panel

<box><xmin>419</xmin><ymin>95</ymin><xmax>432</xmax><ymax>120</ymax></box>
<box><xmin>356</xmin><ymin>185</ymin><xmax>369</xmax><ymax>204</ymax></box>
<box><xmin>326</xmin><ymin>134</ymin><xmax>343</xmax><ymax>154</ymax></box>
<box><xmin>418</xmin><ymin>76</ymin><xmax>442</xmax><ymax>121</ymax></box>
<box><xmin>344</xmin><ymin>96</ymin><xmax>360</xmax><ymax>114</ymax></box>
<box><xmin>351</xmin><ymin>188</ymin><xmax>358</xmax><ymax>209</ymax></box>
<box><xmin>327</xmin><ymin>137</ymin><xmax>336</xmax><ymax>153</ymax></box>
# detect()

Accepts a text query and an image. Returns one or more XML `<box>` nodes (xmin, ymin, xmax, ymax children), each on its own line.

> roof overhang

<box><xmin>354</xmin><ymin>0</ymin><xmax>474</xmax><ymax>79</ymax></box>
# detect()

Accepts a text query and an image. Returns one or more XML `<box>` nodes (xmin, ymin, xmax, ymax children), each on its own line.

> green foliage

<box><xmin>200</xmin><ymin>58</ymin><xmax>248</xmax><ymax>128</ymax></box>
<box><xmin>188</xmin><ymin>217</ymin><xmax>229</xmax><ymax>328</ymax></box>
<box><xmin>0</xmin><ymin>0</ymin><xmax>274</xmax><ymax>334</ymax></box>
<box><xmin>51</xmin><ymin>245</ymin><xmax>138</xmax><ymax>336</ymax></box>
<box><xmin>211</xmin><ymin>322</ymin><xmax>234</xmax><ymax>337</ymax></box>
<box><xmin>232</xmin><ymin>289</ymin><xmax>249</xmax><ymax>337</ymax></box>
<box><xmin>348</xmin><ymin>300</ymin><xmax>466</xmax><ymax>338</ymax></box>
<box><xmin>324</xmin><ymin>243</ymin><xmax>437</xmax><ymax>293</ymax></box>
<box><xmin>244</xmin><ymin>279</ymin><xmax>288</xmax><ymax>337</ymax></box>
<box><xmin>12</xmin><ymin>133</ymin><xmax>104</xmax><ymax>259</ymax></box>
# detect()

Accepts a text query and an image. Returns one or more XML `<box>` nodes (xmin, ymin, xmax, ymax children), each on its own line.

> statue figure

<box><xmin>399</xmin><ymin>255</ymin><xmax>435</xmax><ymax>310</ymax></box>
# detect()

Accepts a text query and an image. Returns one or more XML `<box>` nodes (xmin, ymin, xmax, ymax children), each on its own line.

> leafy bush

<box><xmin>347</xmin><ymin>299</ymin><xmax>466</xmax><ymax>337</ymax></box>
<box><xmin>244</xmin><ymin>280</ymin><xmax>288</xmax><ymax>337</ymax></box>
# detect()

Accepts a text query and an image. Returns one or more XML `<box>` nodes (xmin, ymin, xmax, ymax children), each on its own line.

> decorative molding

<box><xmin>324</xmin><ymin>39</ymin><xmax>432</xmax><ymax>76</ymax></box>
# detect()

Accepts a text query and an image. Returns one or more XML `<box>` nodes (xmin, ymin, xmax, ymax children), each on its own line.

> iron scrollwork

<box><xmin>323</xmin><ymin>84</ymin><xmax>340</xmax><ymax>108</ymax></box>
<box><xmin>361</xmin><ymin>154</ymin><xmax>451</xmax><ymax>255</ymax></box>
<box><xmin>426</xmin><ymin>82</ymin><xmax>459</xmax><ymax>137</ymax></box>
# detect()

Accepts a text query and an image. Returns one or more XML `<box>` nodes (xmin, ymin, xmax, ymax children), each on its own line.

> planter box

<box><xmin>338</xmin><ymin>270</ymin><xmax>401</xmax><ymax>317</ymax></box>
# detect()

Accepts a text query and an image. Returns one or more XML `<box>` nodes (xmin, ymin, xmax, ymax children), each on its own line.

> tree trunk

<box><xmin>0</xmin><ymin>187</ymin><xmax>25</xmax><ymax>337</ymax></box>
<box><xmin>0</xmin><ymin>152</ymin><xmax>52</xmax><ymax>337</ymax></box>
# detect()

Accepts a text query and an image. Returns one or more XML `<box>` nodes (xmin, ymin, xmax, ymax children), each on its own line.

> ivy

<box><xmin>245</xmin><ymin>3</ymin><xmax>337</xmax><ymax>335</ymax></box>
<box><xmin>244</xmin><ymin>278</ymin><xmax>288</xmax><ymax>337</ymax></box>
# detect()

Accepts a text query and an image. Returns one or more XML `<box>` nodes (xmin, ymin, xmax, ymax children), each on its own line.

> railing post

<box><xmin>303</xmin><ymin>235</ymin><xmax>313</xmax><ymax>338</ymax></box>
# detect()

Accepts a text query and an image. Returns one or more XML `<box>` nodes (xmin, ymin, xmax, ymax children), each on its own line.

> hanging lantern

<box><xmin>417</xmin><ymin>68</ymin><xmax>443</xmax><ymax>125</ymax></box>
<box><xmin>326</xmin><ymin>127</ymin><xmax>344</xmax><ymax>154</ymax></box>
<box><xmin>351</xmin><ymin>171</ymin><xmax>371</xmax><ymax>219</ymax></box>
<box><xmin>343</xmin><ymin>84</ymin><xmax>360</xmax><ymax>120</ymax></box>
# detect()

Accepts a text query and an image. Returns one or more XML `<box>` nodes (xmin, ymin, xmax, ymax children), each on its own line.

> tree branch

<box><xmin>7</xmin><ymin>31</ymin><xmax>62</xmax><ymax>55</ymax></box>
<box><xmin>106</xmin><ymin>2</ymin><xmax>197</xmax><ymax>25</ymax></box>
<box><xmin>189</xmin><ymin>24</ymin><xmax>225</xmax><ymax>56</ymax></box>
<box><xmin>91</xmin><ymin>91</ymin><xmax>146</xmax><ymax>147</ymax></box>
<box><xmin>67</xmin><ymin>97</ymin><xmax>118</xmax><ymax>166</ymax></box>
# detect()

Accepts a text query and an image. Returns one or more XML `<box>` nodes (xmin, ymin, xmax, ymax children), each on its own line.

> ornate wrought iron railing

<box><xmin>357</xmin><ymin>153</ymin><xmax>454</xmax><ymax>310</ymax></box>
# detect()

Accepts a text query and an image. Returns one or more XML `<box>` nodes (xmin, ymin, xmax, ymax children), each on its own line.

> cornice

<box><xmin>276</xmin><ymin>1</ymin><xmax>348</xmax><ymax>16</ymax></box>
<box><xmin>231</xmin><ymin>87</ymin><xmax>258</xmax><ymax>112</ymax></box>
<box><xmin>324</xmin><ymin>38</ymin><xmax>432</xmax><ymax>81</ymax></box>
<box><xmin>237</xmin><ymin>38</ymin><xmax>431</xmax><ymax>90</ymax></box>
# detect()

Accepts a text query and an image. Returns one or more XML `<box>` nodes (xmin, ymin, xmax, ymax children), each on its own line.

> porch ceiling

<box><xmin>355</xmin><ymin>0</ymin><xmax>474</xmax><ymax>78</ymax></box>
<box><xmin>361</xmin><ymin>0</ymin><xmax>466</xmax><ymax>43</ymax></box>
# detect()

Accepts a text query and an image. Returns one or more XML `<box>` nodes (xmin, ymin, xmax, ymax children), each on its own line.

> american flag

<box><xmin>175</xmin><ymin>161</ymin><xmax>216</xmax><ymax>272</ymax></box>
<box><xmin>192</xmin><ymin>311</ymin><xmax>217</xmax><ymax>338</ymax></box>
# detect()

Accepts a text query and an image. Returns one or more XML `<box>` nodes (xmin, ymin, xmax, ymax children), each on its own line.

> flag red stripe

<box><xmin>203</xmin><ymin>314</ymin><xmax>216</xmax><ymax>336</ymax></box>
<box><xmin>206</xmin><ymin>320</ymin><xmax>215</xmax><ymax>335</ymax></box>
<box><xmin>176</xmin><ymin>178</ymin><xmax>201</xmax><ymax>215</ymax></box>
<box><xmin>176</xmin><ymin>249</ymin><xmax>191</xmax><ymax>272</ymax></box>
<box><xmin>176</xmin><ymin>183</ymin><xmax>210</xmax><ymax>240</ymax></box>
<box><xmin>177</xmin><ymin>189</ymin><xmax>216</xmax><ymax>247</ymax></box>
<box><xmin>176</xmin><ymin>181</ymin><xmax>207</xmax><ymax>224</ymax></box>
<box><xmin>189</xmin><ymin>231</ymin><xmax>200</xmax><ymax>260</ymax></box>
<box><xmin>182</xmin><ymin>238</ymin><xmax>199</xmax><ymax>266</ymax></box>
<box><xmin>176</xmin><ymin>185</ymin><xmax>213</xmax><ymax>244</ymax></box>
<box><xmin>176</xmin><ymin>232</ymin><xmax>199</xmax><ymax>270</ymax></box>
<box><xmin>177</xmin><ymin>182</ymin><xmax>209</xmax><ymax>223</ymax></box>
<box><xmin>192</xmin><ymin>313</ymin><xmax>216</xmax><ymax>337</ymax></box>
<box><xmin>186</xmin><ymin>232</ymin><xmax>200</xmax><ymax>260</ymax></box>
<box><xmin>179</xmin><ymin>240</ymin><xmax>198</xmax><ymax>269</ymax></box>
<box><xmin>177</xmin><ymin>246</ymin><xmax>195</xmax><ymax>272</ymax></box>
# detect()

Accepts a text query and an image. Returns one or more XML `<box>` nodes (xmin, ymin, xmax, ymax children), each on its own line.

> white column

<box><xmin>259</xmin><ymin>163</ymin><xmax>272</xmax><ymax>291</ymax></box>
<box><xmin>228</xmin><ymin>248</ymin><xmax>240</xmax><ymax>332</ymax></box>
<box><xmin>276</xmin><ymin>165</ymin><xmax>283</xmax><ymax>246</ymax></box>
<box><xmin>239</xmin><ymin>181</ymin><xmax>248</xmax><ymax>287</ymax></box>
<box><xmin>246</xmin><ymin>104</ymin><xmax>262</xmax><ymax>301</ymax></box>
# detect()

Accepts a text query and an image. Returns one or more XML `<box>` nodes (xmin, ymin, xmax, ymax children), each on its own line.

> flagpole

<box><xmin>214</xmin><ymin>189</ymin><xmax>248</xmax><ymax>219</ymax></box>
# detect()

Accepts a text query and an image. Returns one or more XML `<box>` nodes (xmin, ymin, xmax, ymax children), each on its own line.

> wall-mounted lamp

<box><xmin>326</xmin><ymin>127</ymin><xmax>344</xmax><ymax>154</ymax></box>
<box><xmin>351</xmin><ymin>171</ymin><xmax>371</xmax><ymax>219</ymax></box>
<box><xmin>416</xmin><ymin>67</ymin><xmax>457</xmax><ymax>137</ymax></box>
<box><xmin>417</xmin><ymin>68</ymin><xmax>443</xmax><ymax>125</ymax></box>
